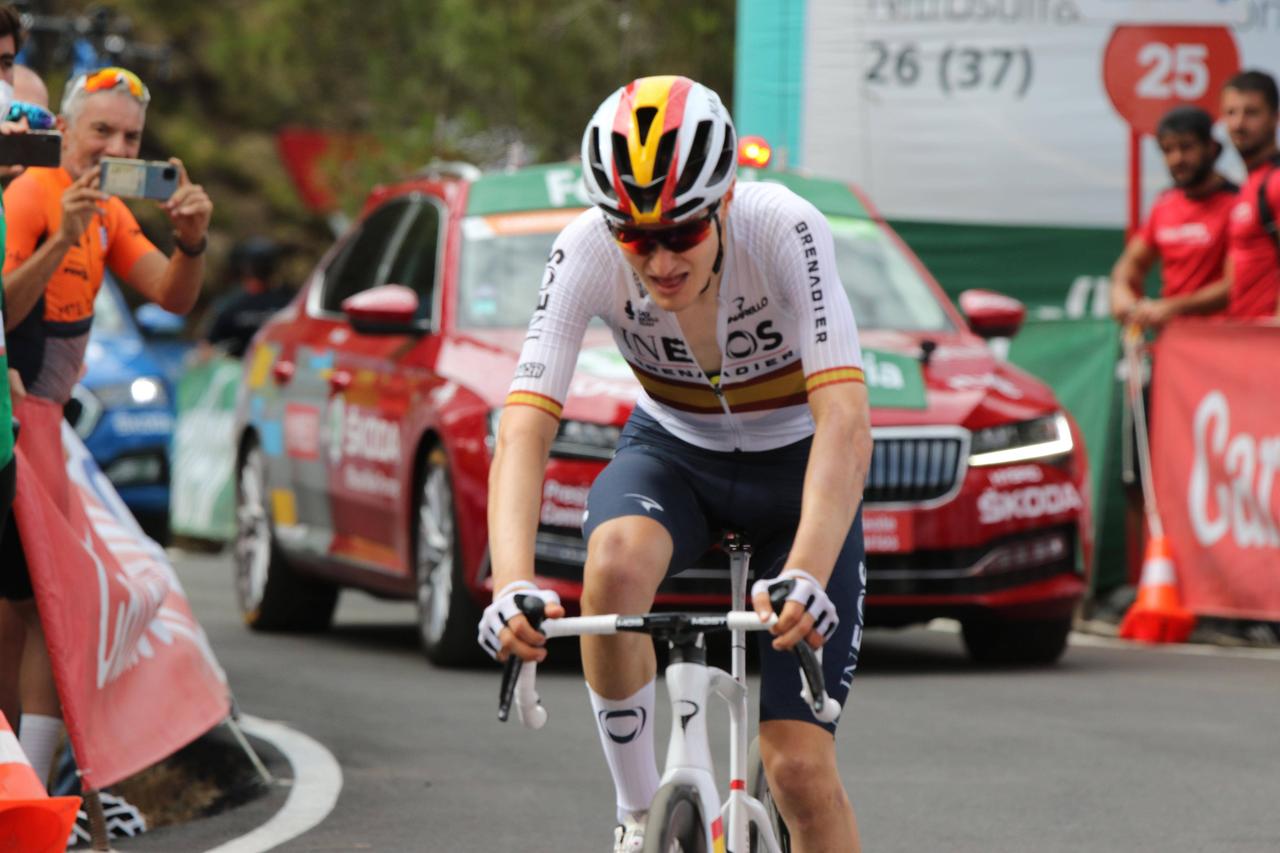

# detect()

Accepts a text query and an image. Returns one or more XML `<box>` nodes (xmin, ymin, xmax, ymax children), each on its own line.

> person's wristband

<box><xmin>173</xmin><ymin>233</ymin><xmax>207</xmax><ymax>257</ymax></box>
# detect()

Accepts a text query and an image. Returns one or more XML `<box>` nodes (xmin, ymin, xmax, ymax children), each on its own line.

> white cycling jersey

<box><xmin>506</xmin><ymin>181</ymin><xmax>864</xmax><ymax>452</ymax></box>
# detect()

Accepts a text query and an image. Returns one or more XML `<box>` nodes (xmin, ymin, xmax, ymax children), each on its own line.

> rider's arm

<box><xmin>1109</xmin><ymin>234</ymin><xmax>1158</xmax><ymax>323</ymax></box>
<box><xmin>488</xmin><ymin>405</ymin><xmax>559</xmax><ymax>592</ymax></box>
<box><xmin>485</xmin><ymin>211</ymin><xmax>608</xmax><ymax>659</ymax></box>
<box><xmin>756</xmin><ymin>189</ymin><xmax>871</xmax><ymax>648</ymax></box>
<box><xmin>785</xmin><ymin>380</ymin><xmax>871</xmax><ymax>586</ymax></box>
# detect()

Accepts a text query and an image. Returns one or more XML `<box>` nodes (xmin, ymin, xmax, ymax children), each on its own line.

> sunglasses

<box><xmin>80</xmin><ymin>67</ymin><xmax>151</xmax><ymax>105</ymax></box>
<box><xmin>4</xmin><ymin>101</ymin><xmax>55</xmax><ymax>130</ymax></box>
<box><xmin>609</xmin><ymin>210</ymin><xmax>718</xmax><ymax>256</ymax></box>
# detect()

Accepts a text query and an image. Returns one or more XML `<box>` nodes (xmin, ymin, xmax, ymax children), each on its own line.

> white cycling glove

<box><xmin>752</xmin><ymin>569</ymin><xmax>839</xmax><ymax>642</ymax></box>
<box><xmin>477</xmin><ymin>580</ymin><xmax>561</xmax><ymax>660</ymax></box>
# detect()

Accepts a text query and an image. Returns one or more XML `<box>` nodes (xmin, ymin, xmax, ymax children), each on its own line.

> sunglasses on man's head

<box><xmin>81</xmin><ymin>67</ymin><xmax>150</xmax><ymax>105</ymax></box>
<box><xmin>609</xmin><ymin>211</ymin><xmax>718</xmax><ymax>256</ymax></box>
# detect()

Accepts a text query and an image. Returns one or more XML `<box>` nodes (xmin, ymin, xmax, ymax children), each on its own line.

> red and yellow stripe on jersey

<box><xmin>805</xmin><ymin>366</ymin><xmax>866</xmax><ymax>394</ymax></box>
<box><xmin>612</xmin><ymin>75</ymin><xmax>692</xmax><ymax>225</ymax></box>
<box><xmin>505</xmin><ymin>390</ymin><xmax>563</xmax><ymax>419</ymax></box>
<box><xmin>629</xmin><ymin>360</ymin><xmax>864</xmax><ymax>415</ymax></box>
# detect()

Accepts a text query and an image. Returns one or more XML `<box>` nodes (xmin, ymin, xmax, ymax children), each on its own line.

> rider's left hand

<box><xmin>751</xmin><ymin>569</ymin><xmax>838</xmax><ymax>652</ymax></box>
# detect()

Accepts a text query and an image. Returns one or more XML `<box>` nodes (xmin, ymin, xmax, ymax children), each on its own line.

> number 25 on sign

<box><xmin>1103</xmin><ymin>25</ymin><xmax>1240</xmax><ymax>137</ymax></box>
<box><xmin>1102</xmin><ymin>26</ymin><xmax>1239</xmax><ymax>235</ymax></box>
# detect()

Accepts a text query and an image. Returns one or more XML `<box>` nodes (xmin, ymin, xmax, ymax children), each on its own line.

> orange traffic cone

<box><xmin>0</xmin><ymin>712</ymin><xmax>81</xmax><ymax>853</ymax></box>
<box><xmin>1119</xmin><ymin>534</ymin><xmax>1196</xmax><ymax>644</ymax></box>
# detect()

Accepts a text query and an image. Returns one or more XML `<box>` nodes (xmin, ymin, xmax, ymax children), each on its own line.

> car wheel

<box><xmin>234</xmin><ymin>440</ymin><xmax>337</xmax><ymax>632</ymax></box>
<box><xmin>961</xmin><ymin>615</ymin><xmax>1073</xmax><ymax>665</ymax></box>
<box><xmin>414</xmin><ymin>445</ymin><xmax>483</xmax><ymax>666</ymax></box>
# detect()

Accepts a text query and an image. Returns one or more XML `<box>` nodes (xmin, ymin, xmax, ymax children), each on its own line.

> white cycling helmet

<box><xmin>581</xmin><ymin>75</ymin><xmax>737</xmax><ymax>226</ymax></box>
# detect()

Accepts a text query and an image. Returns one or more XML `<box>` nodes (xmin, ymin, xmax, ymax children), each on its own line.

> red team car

<box><xmin>232</xmin><ymin>161</ymin><xmax>1091</xmax><ymax>665</ymax></box>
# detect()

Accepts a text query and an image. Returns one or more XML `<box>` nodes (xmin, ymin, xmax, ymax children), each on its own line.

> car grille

<box><xmin>864</xmin><ymin>435</ymin><xmax>964</xmax><ymax>504</ymax></box>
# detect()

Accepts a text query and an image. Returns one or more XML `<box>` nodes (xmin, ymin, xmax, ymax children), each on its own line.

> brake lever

<box><xmin>497</xmin><ymin>595</ymin><xmax>548</xmax><ymax>723</ymax></box>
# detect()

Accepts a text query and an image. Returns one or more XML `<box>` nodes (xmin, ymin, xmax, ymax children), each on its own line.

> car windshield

<box><xmin>828</xmin><ymin>217</ymin><xmax>952</xmax><ymax>332</ymax></box>
<box><xmin>456</xmin><ymin>209</ymin><xmax>952</xmax><ymax>332</ymax></box>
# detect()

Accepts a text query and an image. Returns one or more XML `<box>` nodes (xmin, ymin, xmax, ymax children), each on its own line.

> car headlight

<box><xmin>968</xmin><ymin>413</ymin><xmax>1073</xmax><ymax>467</ymax></box>
<box><xmin>94</xmin><ymin>377</ymin><xmax>169</xmax><ymax>409</ymax></box>
<box><xmin>486</xmin><ymin>407</ymin><xmax>621</xmax><ymax>461</ymax></box>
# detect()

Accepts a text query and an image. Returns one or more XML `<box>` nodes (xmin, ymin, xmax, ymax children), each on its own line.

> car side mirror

<box><xmin>959</xmin><ymin>289</ymin><xmax>1026</xmax><ymax>340</ymax></box>
<box><xmin>135</xmin><ymin>303</ymin><xmax>185</xmax><ymax>337</ymax></box>
<box><xmin>342</xmin><ymin>284</ymin><xmax>424</xmax><ymax>336</ymax></box>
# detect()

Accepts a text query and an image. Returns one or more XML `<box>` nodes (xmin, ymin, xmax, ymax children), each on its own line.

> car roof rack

<box><xmin>414</xmin><ymin>160</ymin><xmax>482</xmax><ymax>182</ymax></box>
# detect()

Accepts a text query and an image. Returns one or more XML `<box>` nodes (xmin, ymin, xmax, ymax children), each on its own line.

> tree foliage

<box><xmin>25</xmin><ymin>1</ymin><xmax>734</xmax><ymax>302</ymax></box>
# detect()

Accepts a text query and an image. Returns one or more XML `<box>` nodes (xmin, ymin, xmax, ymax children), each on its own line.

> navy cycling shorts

<box><xmin>583</xmin><ymin>408</ymin><xmax>866</xmax><ymax>733</ymax></box>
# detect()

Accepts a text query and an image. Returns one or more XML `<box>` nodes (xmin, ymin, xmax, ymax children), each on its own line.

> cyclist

<box><xmin>481</xmin><ymin>75</ymin><xmax>871</xmax><ymax>852</ymax></box>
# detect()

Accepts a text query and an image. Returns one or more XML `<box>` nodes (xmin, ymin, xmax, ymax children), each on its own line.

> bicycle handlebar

<box><xmin>496</xmin><ymin>594</ymin><xmax>841</xmax><ymax>727</ymax></box>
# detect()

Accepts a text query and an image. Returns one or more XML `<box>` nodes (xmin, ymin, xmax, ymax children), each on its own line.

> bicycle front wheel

<box><xmin>747</xmin><ymin>737</ymin><xmax>791</xmax><ymax>853</ymax></box>
<box><xmin>642</xmin><ymin>783</ymin><xmax>708</xmax><ymax>853</ymax></box>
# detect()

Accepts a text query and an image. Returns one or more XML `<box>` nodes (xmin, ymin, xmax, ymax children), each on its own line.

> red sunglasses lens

<box><xmin>612</xmin><ymin>217</ymin><xmax>713</xmax><ymax>255</ymax></box>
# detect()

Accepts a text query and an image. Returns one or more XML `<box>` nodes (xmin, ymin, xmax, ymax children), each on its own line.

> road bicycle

<box><xmin>497</xmin><ymin>533</ymin><xmax>840</xmax><ymax>853</ymax></box>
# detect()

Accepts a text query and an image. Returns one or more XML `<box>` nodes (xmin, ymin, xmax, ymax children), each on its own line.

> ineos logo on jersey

<box><xmin>725</xmin><ymin>320</ymin><xmax>784</xmax><ymax>358</ymax></box>
<box><xmin>598</xmin><ymin>708</ymin><xmax>647</xmax><ymax>744</ymax></box>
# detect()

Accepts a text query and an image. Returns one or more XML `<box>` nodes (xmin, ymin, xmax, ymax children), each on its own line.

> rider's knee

<box><xmin>582</xmin><ymin>523</ymin><xmax>667</xmax><ymax>608</ymax></box>
<box><xmin>764</xmin><ymin>748</ymin><xmax>842</xmax><ymax>820</ymax></box>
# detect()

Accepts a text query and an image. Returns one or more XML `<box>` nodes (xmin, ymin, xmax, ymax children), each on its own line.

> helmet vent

<box><xmin>675</xmin><ymin>120</ymin><xmax>713</xmax><ymax>196</ymax></box>
<box><xmin>588</xmin><ymin>128</ymin><xmax>614</xmax><ymax>199</ymax></box>
<box><xmin>709</xmin><ymin>129</ymin><xmax>736</xmax><ymax>184</ymax></box>
<box><xmin>634</xmin><ymin>107</ymin><xmax>659</xmax><ymax>145</ymax></box>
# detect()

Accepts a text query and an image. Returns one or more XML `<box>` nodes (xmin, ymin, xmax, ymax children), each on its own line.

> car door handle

<box><xmin>272</xmin><ymin>360</ymin><xmax>296</xmax><ymax>385</ymax></box>
<box><xmin>329</xmin><ymin>369</ymin><xmax>352</xmax><ymax>394</ymax></box>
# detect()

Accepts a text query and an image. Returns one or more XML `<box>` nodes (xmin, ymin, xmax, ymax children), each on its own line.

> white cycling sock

<box><xmin>588</xmin><ymin>679</ymin><xmax>661</xmax><ymax>824</ymax></box>
<box><xmin>18</xmin><ymin>714</ymin><xmax>64</xmax><ymax>787</ymax></box>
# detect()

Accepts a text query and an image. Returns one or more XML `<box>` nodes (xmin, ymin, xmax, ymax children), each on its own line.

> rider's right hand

<box><xmin>58</xmin><ymin>167</ymin><xmax>107</xmax><ymax>246</ymax></box>
<box><xmin>478</xmin><ymin>581</ymin><xmax>565</xmax><ymax>663</ymax></box>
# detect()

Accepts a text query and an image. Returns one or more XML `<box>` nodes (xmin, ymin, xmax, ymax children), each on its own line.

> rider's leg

<box><xmin>580</xmin><ymin>515</ymin><xmax>671</xmax><ymax>697</ymax></box>
<box><xmin>581</xmin><ymin>515</ymin><xmax>671</xmax><ymax>822</ymax></box>
<box><xmin>758</xmin><ymin>720</ymin><xmax>860</xmax><ymax>853</ymax></box>
<box><xmin>751</xmin><ymin>512</ymin><xmax>866</xmax><ymax>853</ymax></box>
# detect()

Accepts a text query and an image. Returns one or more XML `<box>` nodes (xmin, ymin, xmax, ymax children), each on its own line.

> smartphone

<box><xmin>99</xmin><ymin>157</ymin><xmax>179</xmax><ymax>200</ymax></box>
<box><xmin>0</xmin><ymin>130</ymin><xmax>62</xmax><ymax>167</ymax></box>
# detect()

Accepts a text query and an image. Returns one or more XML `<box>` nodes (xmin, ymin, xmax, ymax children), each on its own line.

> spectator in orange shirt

<box><xmin>0</xmin><ymin>66</ymin><xmax>212</xmax><ymax>785</ymax></box>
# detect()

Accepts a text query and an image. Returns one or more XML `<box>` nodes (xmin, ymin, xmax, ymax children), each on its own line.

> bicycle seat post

<box><xmin>723</xmin><ymin>531</ymin><xmax>752</xmax><ymax>685</ymax></box>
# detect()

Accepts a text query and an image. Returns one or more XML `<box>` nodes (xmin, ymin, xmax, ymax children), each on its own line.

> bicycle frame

<box><xmin>501</xmin><ymin>534</ymin><xmax>838</xmax><ymax>851</ymax></box>
<box><xmin>655</xmin><ymin>534</ymin><xmax>784</xmax><ymax>853</ymax></box>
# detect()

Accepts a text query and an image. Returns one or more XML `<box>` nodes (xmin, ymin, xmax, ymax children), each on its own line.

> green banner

<box><xmin>1008</xmin><ymin>318</ymin><xmax>1126</xmax><ymax>593</ymax></box>
<box><xmin>169</xmin><ymin>355</ymin><xmax>242</xmax><ymax>542</ymax></box>
<box><xmin>863</xmin><ymin>348</ymin><xmax>927</xmax><ymax>410</ymax></box>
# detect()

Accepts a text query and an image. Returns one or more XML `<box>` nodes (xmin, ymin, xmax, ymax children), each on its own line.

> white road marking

<box><xmin>925</xmin><ymin>618</ymin><xmax>1280</xmax><ymax>662</ymax></box>
<box><xmin>202</xmin><ymin>715</ymin><xmax>343</xmax><ymax>853</ymax></box>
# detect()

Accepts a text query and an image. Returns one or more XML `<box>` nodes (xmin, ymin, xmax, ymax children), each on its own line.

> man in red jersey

<box><xmin>1110</xmin><ymin>106</ymin><xmax>1236</xmax><ymax>329</ymax></box>
<box><xmin>1221</xmin><ymin>70</ymin><xmax>1280</xmax><ymax>320</ymax></box>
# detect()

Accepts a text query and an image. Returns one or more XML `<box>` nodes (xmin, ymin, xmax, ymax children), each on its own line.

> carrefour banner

<box><xmin>1150</xmin><ymin>322</ymin><xmax>1280</xmax><ymax>620</ymax></box>
<box><xmin>170</xmin><ymin>355</ymin><xmax>241</xmax><ymax>541</ymax></box>
<box><xmin>14</xmin><ymin>398</ymin><xmax>230</xmax><ymax>789</ymax></box>
<box><xmin>736</xmin><ymin>0</ymin><xmax>1278</xmax><ymax>314</ymax></box>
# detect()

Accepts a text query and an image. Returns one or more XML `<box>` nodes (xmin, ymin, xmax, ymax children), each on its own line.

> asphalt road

<box><xmin>121</xmin><ymin>550</ymin><xmax>1280</xmax><ymax>853</ymax></box>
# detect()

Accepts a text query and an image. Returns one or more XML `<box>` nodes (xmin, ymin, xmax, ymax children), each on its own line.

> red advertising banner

<box><xmin>1151</xmin><ymin>323</ymin><xmax>1280</xmax><ymax>620</ymax></box>
<box><xmin>13</xmin><ymin>398</ymin><xmax>230</xmax><ymax>790</ymax></box>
